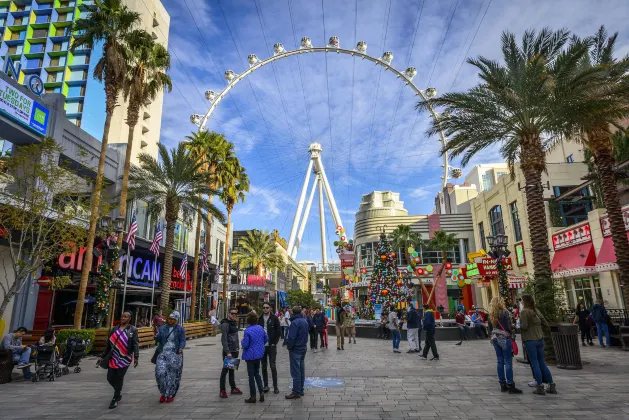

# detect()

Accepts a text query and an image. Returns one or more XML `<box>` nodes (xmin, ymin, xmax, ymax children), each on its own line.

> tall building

<box><xmin>0</xmin><ymin>0</ymin><xmax>169</xmax><ymax>162</ymax></box>
<box><xmin>434</xmin><ymin>182</ymin><xmax>479</xmax><ymax>215</ymax></box>
<box><xmin>464</xmin><ymin>163</ymin><xmax>510</xmax><ymax>193</ymax></box>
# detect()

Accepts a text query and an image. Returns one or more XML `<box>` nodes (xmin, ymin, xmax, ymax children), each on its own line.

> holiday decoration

<box><xmin>94</xmin><ymin>246</ymin><xmax>120</xmax><ymax>319</ymax></box>
<box><xmin>497</xmin><ymin>256</ymin><xmax>514</xmax><ymax>309</ymax></box>
<box><xmin>365</xmin><ymin>233</ymin><xmax>412</xmax><ymax>318</ymax></box>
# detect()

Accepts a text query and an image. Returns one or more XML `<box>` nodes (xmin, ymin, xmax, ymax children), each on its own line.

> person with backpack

<box><xmin>591</xmin><ymin>299</ymin><xmax>610</xmax><ymax>348</ymax></box>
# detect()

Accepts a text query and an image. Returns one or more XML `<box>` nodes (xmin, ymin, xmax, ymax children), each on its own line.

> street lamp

<box><xmin>487</xmin><ymin>233</ymin><xmax>513</xmax><ymax>308</ymax></box>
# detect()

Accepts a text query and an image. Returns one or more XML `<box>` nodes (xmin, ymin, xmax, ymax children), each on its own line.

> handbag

<box><xmin>151</xmin><ymin>327</ymin><xmax>175</xmax><ymax>364</ymax></box>
<box><xmin>223</xmin><ymin>357</ymin><xmax>240</xmax><ymax>371</ymax></box>
<box><xmin>497</xmin><ymin>319</ymin><xmax>519</xmax><ymax>356</ymax></box>
<box><xmin>99</xmin><ymin>328</ymin><xmax>122</xmax><ymax>369</ymax></box>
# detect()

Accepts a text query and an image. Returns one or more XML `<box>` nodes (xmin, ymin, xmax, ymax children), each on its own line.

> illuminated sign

<box><xmin>515</xmin><ymin>243</ymin><xmax>526</xmax><ymax>266</ymax></box>
<box><xmin>466</xmin><ymin>263</ymin><xmax>480</xmax><ymax>277</ymax></box>
<box><xmin>119</xmin><ymin>254</ymin><xmax>161</xmax><ymax>287</ymax></box>
<box><xmin>466</xmin><ymin>258</ymin><xmax>513</xmax><ymax>276</ymax></box>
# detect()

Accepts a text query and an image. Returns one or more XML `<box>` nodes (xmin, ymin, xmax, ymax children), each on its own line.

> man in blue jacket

<box><xmin>591</xmin><ymin>299</ymin><xmax>610</xmax><ymax>347</ymax></box>
<box><xmin>285</xmin><ymin>306</ymin><xmax>308</xmax><ymax>399</ymax></box>
<box><xmin>419</xmin><ymin>304</ymin><xmax>439</xmax><ymax>361</ymax></box>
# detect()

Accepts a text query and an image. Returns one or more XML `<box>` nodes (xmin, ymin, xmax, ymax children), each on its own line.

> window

<box><xmin>35</xmin><ymin>15</ymin><xmax>51</xmax><ymax>24</ymax></box>
<box><xmin>57</xmin><ymin>13</ymin><xmax>68</xmax><ymax>22</ymax></box>
<box><xmin>510</xmin><ymin>201</ymin><xmax>522</xmax><ymax>242</ymax></box>
<box><xmin>553</xmin><ymin>186</ymin><xmax>593</xmax><ymax>227</ymax></box>
<box><xmin>45</xmin><ymin>86</ymin><xmax>62</xmax><ymax>94</ymax></box>
<box><xmin>46</xmin><ymin>72</ymin><xmax>62</xmax><ymax>82</ymax></box>
<box><xmin>68</xmin><ymin>117</ymin><xmax>81</xmax><ymax>127</ymax></box>
<box><xmin>26</xmin><ymin>58</ymin><xmax>43</xmax><ymax>68</ymax></box>
<box><xmin>489</xmin><ymin>205</ymin><xmax>504</xmax><ymax>236</ymax></box>
<box><xmin>419</xmin><ymin>241</ymin><xmax>461</xmax><ymax>264</ymax></box>
<box><xmin>478</xmin><ymin>222</ymin><xmax>486</xmax><ymax>250</ymax></box>
<box><xmin>566</xmin><ymin>276</ymin><xmax>602</xmax><ymax>310</ymax></box>
<box><xmin>51</xmin><ymin>41</ymin><xmax>67</xmax><ymax>51</ymax></box>
<box><xmin>358</xmin><ymin>242</ymin><xmax>373</xmax><ymax>268</ymax></box>
<box><xmin>481</xmin><ymin>173</ymin><xmax>491</xmax><ymax>191</ymax></box>
<box><xmin>32</xmin><ymin>28</ymin><xmax>48</xmax><ymax>38</ymax></box>
<box><xmin>7</xmin><ymin>46</ymin><xmax>22</xmax><ymax>55</ymax></box>
<box><xmin>216</xmin><ymin>239</ymin><xmax>225</xmax><ymax>268</ymax></box>
<box><xmin>10</xmin><ymin>31</ymin><xmax>26</xmax><ymax>40</ymax></box>
<box><xmin>29</xmin><ymin>43</ymin><xmax>45</xmax><ymax>53</ymax></box>
<box><xmin>65</xmin><ymin>101</ymin><xmax>83</xmax><ymax>114</ymax></box>
<box><xmin>72</xmin><ymin>54</ymin><xmax>90</xmax><ymax>65</ymax></box>
<box><xmin>49</xmin><ymin>56</ymin><xmax>66</xmax><ymax>66</ymax></box>
<box><xmin>67</xmin><ymin>85</ymin><xmax>86</xmax><ymax>97</ymax></box>
<box><xmin>69</xmin><ymin>69</ymin><xmax>87</xmax><ymax>81</ymax></box>
<box><xmin>174</xmin><ymin>222</ymin><xmax>182</xmax><ymax>250</ymax></box>
<box><xmin>566</xmin><ymin>154</ymin><xmax>574</xmax><ymax>163</ymax></box>
<box><xmin>13</xmin><ymin>17</ymin><xmax>24</xmax><ymax>25</ymax></box>
<box><xmin>495</xmin><ymin>171</ymin><xmax>508</xmax><ymax>180</ymax></box>
<box><xmin>54</xmin><ymin>27</ymin><xmax>65</xmax><ymax>36</ymax></box>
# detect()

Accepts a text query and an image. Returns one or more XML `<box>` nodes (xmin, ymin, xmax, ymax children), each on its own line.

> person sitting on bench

<box><xmin>472</xmin><ymin>309</ymin><xmax>488</xmax><ymax>339</ymax></box>
<box><xmin>1</xmin><ymin>327</ymin><xmax>32</xmax><ymax>379</ymax></box>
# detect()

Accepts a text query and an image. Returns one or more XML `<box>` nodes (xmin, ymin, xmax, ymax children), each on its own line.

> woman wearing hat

<box><xmin>155</xmin><ymin>311</ymin><xmax>187</xmax><ymax>403</ymax></box>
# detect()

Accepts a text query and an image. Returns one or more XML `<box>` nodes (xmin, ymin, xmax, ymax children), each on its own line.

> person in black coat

<box><xmin>258</xmin><ymin>303</ymin><xmax>281</xmax><ymax>394</ymax></box>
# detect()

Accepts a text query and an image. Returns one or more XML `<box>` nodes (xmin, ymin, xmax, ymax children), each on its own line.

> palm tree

<box><xmin>390</xmin><ymin>225</ymin><xmax>428</xmax><ymax>302</ymax></box>
<box><xmin>571</xmin><ymin>27</ymin><xmax>629</xmax><ymax>308</ymax></box>
<box><xmin>71</xmin><ymin>0</ymin><xmax>140</xmax><ymax>329</ymax></box>
<box><xmin>417</xmin><ymin>28</ymin><xmax>594</xmax><ymax>318</ymax></box>
<box><xmin>184</xmin><ymin>131</ymin><xmax>234</xmax><ymax>319</ymax></box>
<box><xmin>426</xmin><ymin>230</ymin><xmax>459</xmax><ymax>308</ymax></box>
<box><xmin>219</xmin><ymin>162</ymin><xmax>250</xmax><ymax>315</ymax></box>
<box><xmin>232</xmin><ymin>230</ymin><xmax>286</xmax><ymax>276</ymax></box>
<box><xmin>127</xmin><ymin>143</ymin><xmax>225</xmax><ymax>313</ymax></box>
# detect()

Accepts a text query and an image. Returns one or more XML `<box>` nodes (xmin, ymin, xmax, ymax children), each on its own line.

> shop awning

<box><xmin>595</xmin><ymin>232</ymin><xmax>629</xmax><ymax>272</ymax></box>
<box><xmin>508</xmin><ymin>275</ymin><xmax>527</xmax><ymax>289</ymax></box>
<box><xmin>551</xmin><ymin>242</ymin><xmax>596</xmax><ymax>278</ymax></box>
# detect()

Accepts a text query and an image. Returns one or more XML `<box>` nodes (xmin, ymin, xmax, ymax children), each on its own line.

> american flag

<box><xmin>201</xmin><ymin>246</ymin><xmax>209</xmax><ymax>271</ymax></box>
<box><xmin>179</xmin><ymin>251</ymin><xmax>188</xmax><ymax>280</ymax></box>
<box><xmin>125</xmin><ymin>211</ymin><xmax>138</xmax><ymax>251</ymax></box>
<box><xmin>149</xmin><ymin>222</ymin><xmax>162</xmax><ymax>256</ymax></box>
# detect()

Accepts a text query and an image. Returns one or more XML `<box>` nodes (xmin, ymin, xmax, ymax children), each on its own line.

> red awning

<box><xmin>551</xmin><ymin>242</ymin><xmax>596</xmax><ymax>275</ymax></box>
<box><xmin>595</xmin><ymin>232</ymin><xmax>629</xmax><ymax>270</ymax></box>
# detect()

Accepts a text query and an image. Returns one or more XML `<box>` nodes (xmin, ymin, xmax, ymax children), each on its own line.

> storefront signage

<box><xmin>599</xmin><ymin>207</ymin><xmax>629</xmax><ymax>237</ymax></box>
<box><xmin>514</xmin><ymin>242</ymin><xmax>526</xmax><ymax>266</ymax></box>
<box><xmin>466</xmin><ymin>258</ymin><xmax>513</xmax><ymax>276</ymax></box>
<box><xmin>119</xmin><ymin>255</ymin><xmax>161</xmax><ymax>288</ymax></box>
<box><xmin>466</xmin><ymin>263</ymin><xmax>480</xmax><ymax>277</ymax></box>
<box><xmin>170</xmin><ymin>266</ymin><xmax>191</xmax><ymax>291</ymax></box>
<box><xmin>247</xmin><ymin>275</ymin><xmax>267</xmax><ymax>286</ymax></box>
<box><xmin>1</xmin><ymin>61</ymin><xmax>49</xmax><ymax>135</ymax></box>
<box><xmin>552</xmin><ymin>222</ymin><xmax>591</xmax><ymax>250</ymax></box>
<box><xmin>3</xmin><ymin>58</ymin><xmax>45</xmax><ymax>96</ymax></box>
<box><xmin>229</xmin><ymin>284</ymin><xmax>266</xmax><ymax>292</ymax></box>
<box><xmin>58</xmin><ymin>246</ymin><xmax>103</xmax><ymax>272</ymax></box>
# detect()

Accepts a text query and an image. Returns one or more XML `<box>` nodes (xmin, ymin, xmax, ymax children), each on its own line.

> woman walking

<box><xmin>488</xmin><ymin>297</ymin><xmax>522</xmax><ymax>394</ymax></box>
<box><xmin>100</xmin><ymin>311</ymin><xmax>139</xmax><ymax>409</ymax></box>
<box><xmin>241</xmin><ymin>312</ymin><xmax>268</xmax><ymax>403</ymax></box>
<box><xmin>155</xmin><ymin>311</ymin><xmax>186</xmax><ymax>403</ymax></box>
<box><xmin>573</xmin><ymin>302</ymin><xmax>594</xmax><ymax>346</ymax></box>
<box><xmin>520</xmin><ymin>294</ymin><xmax>557</xmax><ymax>395</ymax></box>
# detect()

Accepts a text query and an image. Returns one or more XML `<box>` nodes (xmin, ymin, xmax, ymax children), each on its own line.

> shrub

<box><xmin>56</xmin><ymin>329</ymin><xmax>95</xmax><ymax>353</ymax></box>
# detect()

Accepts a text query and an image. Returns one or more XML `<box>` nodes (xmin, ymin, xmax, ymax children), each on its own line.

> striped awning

<box><xmin>508</xmin><ymin>276</ymin><xmax>527</xmax><ymax>289</ymax></box>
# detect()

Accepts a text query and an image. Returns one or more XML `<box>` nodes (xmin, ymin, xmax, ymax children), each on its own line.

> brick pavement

<box><xmin>1</xmin><ymin>335</ymin><xmax>628</xmax><ymax>419</ymax></box>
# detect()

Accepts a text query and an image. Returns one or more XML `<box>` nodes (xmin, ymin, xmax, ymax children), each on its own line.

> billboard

<box><xmin>0</xmin><ymin>77</ymin><xmax>49</xmax><ymax>135</ymax></box>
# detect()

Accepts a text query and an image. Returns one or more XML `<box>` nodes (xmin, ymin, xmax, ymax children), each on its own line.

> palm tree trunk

<box><xmin>222</xmin><ymin>210</ymin><xmax>232</xmax><ymax>316</ymax></box>
<box><xmin>74</xmin><ymin>109</ymin><xmax>114</xmax><ymax>329</ymax></box>
<box><xmin>592</xmin><ymin>139</ymin><xmax>629</xmax><ymax>308</ymax></box>
<box><xmin>190</xmin><ymin>209</ymin><xmax>202</xmax><ymax>320</ymax></box>
<box><xmin>426</xmin><ymin>250</ymin><xmax>447</xmax><ymax>308</ymax></box>
<box><xmin>160</xmin><ymin>210</ymin><xmax>177</xmax><ymax>313</ymax></box>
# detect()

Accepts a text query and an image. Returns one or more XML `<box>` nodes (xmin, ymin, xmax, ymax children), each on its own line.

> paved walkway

<box><xmin>2</xmin><ymin>335</ymin><xmax>629</xmax><ymax>419</ymax></box>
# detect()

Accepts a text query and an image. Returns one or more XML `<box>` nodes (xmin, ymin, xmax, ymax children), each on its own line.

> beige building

<box><xmin>109</xmin><ymin>0</ymin><xmax>170</xmax><ymax>164</ymax></box>
<box><xmin>434</xmin><ymin>182</ymin><xmax>479</xmax><ymax>215</ymax></box>
<box><xmin>464</xmin><ymin>163</ymin><xmax>510</xmax><ymax>193</ymax></box>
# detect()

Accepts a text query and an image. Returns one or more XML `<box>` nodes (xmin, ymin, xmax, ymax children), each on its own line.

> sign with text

<box><xmin>0</xmin><ymin>77</ymin><xmax>49</xmax><ymax>135</ymax></box>
<box><xmin>467</xmin><ymin>257</ymin><xmax>513</xmax><ymax>276</ymax></box>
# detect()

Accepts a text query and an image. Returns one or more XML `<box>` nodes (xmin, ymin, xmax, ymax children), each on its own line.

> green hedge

<box><xmin>56</xmin><ymin>329</ymin><xmax>95</xmax><ymax>354</ymax></box>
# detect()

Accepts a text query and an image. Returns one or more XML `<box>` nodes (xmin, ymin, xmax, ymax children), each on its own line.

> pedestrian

<box><xmin>152</xmin><ymin>310</ymin><xmax>165</xmax><ymax>337</ymax></box>
<box><xmin>406</xmin><ymin>306</ymin><xmax>420</xmax><ymax>353</ymax></box>
<box><xmin>344</xmin><ymin>306</ymin><xmax>357</xmax><ymax>344</ymax></box>
<box><xmin>155</xmin><ymin>311</ymin><xmax>186</xmax><ymax>403</ymax></box>
<box><xmin>258</xmin><ymin>302</ymin><xmax>281</xmax><ymax>394</ymax></box>
<box><xmin>278</xmin><ymin>312</ymin><xmax>285</xmax><ymax>340</ymax></box>
<box><xmin>306</xmin><ymin>308</ymin><xmax>316</xmax><ymax>351</ymax></box>
<box><xmin>573</xmin><ymin>302</ymin><xmax>594</xmax><ymax>346</ymax></box>
<box><xmin>219</xmin><ymin>307</ymin><xmax>243</xmax><ymax>398</ymax></box>
<box><xmin>282</xmin><ymin>308</ymin><xmax>292</xmax><ymax>346</ymax></box>
<box><xmin>335</xmin><ymin>303</ymin><xmax>347</xmax><ymax>350</ymax></box>
<box><xmin>520</xmin><ymin>294</ymin><xmax>557</xmax><ymax>395</ymax></box>
<box><xmin>285</xmin><ymin>306</ymin><xmax>309</xmax><ymax>399</ymax></box>
<box><xmin>489</xmin><ymin>297</ymin><xmax>522</xmax><ymax>394</ymax></box>
<box><xmin>99</xmin><ymin>311</ymin><xmax>139</xmax><ymax>409</ymax></box>
<box><xmin>419</xmin><ymin>304</ymin><xmax>439</xmax><ymax>361</ymax></box>
<box><xmin>0</xmin><ymin>326</ymin><xmax>33</xmax><ymax>380</ymax></box>
<box><xmin>455</xmin><ymin>309</ymin><xmax>471</xmax><ymax>345</ymax></box>
<box><xmin>388</xmin><ymin>305</ymin><xmax>401</xmax><ymax>353</ymax></box>
<box><xmin>591</xmin><ymin>298</ymin><xmax>610</xmax><ymax>348</ymax></box>
<box><xmin>378</xmin><ymin>311</ymin><xmax>390</xmax><ymax>339</ymax></box>
<box><xmin>312</xmin><ymin>307</ymin><xmax>325</xmax><ymax>352</ymax></box>
<box><xmin>323</xmin><ymin>310</ymin><xmax>329</xmax><ymax>349</ymax></box>
<box><xmin>242</xmin><ymin>311</ymin><xmax>268</xmax><ymax>403</ymax></box>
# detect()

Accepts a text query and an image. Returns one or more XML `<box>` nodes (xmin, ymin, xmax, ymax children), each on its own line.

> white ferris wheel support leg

<box><xmin>318</xmin><ymin>175</ymin><xmax>328</xmax><ymax>271</ymax></box>
<box><xmin>292</xmin><ymin>175</ymin><xmax>317</xmax><ymax>259</ymax></box>
<box><xmin>315</xmin><ymin>156</ymin><xmax>343</xmax><ymax>230</ymax></box>
<box><xmin>287</xmin><ymin>159</ymin><xmax>314</xmax><ymax>254</ymax></box>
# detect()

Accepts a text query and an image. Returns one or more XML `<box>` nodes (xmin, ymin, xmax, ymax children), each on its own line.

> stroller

<box><xmin>31</xmin><ymin>344</ymin><xmax>61</xmax><ymax>382</ymax></box>
<box><xmin>60</xmin><ymin>336</ymin><xmax>89</xmax><ymax>374</ymax></box>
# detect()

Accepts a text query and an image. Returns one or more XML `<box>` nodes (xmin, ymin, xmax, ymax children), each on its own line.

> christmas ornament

<box><xmin>426</xmin><ymin>265</ymin><xmax>434</xmax><ymax>273</ymax></box>
<box><xmin>396</xmin><ymin>280</ymin><xmax>403</xmax><ymax>286</ymax></box>
<box><xmin>445</xmin><ymin>262</ymin><xmax>453</xmax><ymax>269</ymax></box>
<box><xmin>408</xmin><ymin>247</ymin><xmax>415</xmax><ymax>254</ymax></box>
<box><xmin>458</xmin><ymin>280</ymin><xmax>465</xmax><ymax>287</ymax></box>
<box><xmin>381</xmin><ymin>289</ymin><xmax>389</xmax><ymax>296</ymax></box>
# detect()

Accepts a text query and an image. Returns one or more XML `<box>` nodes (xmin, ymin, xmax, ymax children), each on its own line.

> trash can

<box><xmin>550</xmin><ymin>323</ymin><xmax>582</xmax><ymax>370</ymax></box>
<box><xmin>0</xmin><ymin>349</ymin><xmax>13</xmax><ymax>384</ymax></box>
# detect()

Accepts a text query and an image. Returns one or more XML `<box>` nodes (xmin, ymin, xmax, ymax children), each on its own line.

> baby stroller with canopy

<box><xmin>60</xmin><ymin>336</ymin><xmax>89</xmax><ymax>374</ymax></box>
<box><xmin>31</xmin><ymin>344</ymin><xmax>61</xmax><ymax>382</ymax></box>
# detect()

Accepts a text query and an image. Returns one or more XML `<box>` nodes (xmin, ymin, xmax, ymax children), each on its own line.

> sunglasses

<box><xmin>229</xmin><ymin>312</ymin><xmax>238</xmax><ymax>315</ymax></box>
<box><xmin>263</xmin><ymin>307</ymin><xmax>270</xmax><ymax>309</ymax></box>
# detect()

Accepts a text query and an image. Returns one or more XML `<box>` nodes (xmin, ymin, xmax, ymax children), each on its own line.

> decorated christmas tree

<box><xmin>366</xmin><ymin>233</ymin><xmax>412</xmax><ymax>318</ymax></box>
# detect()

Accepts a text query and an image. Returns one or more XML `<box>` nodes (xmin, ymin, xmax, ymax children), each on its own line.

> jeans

<box><xmin>261</xmin><ymin>345</ymin><xmax>277</xmax><ymax>388</ymax></box>
<box><xmin>422</xmin><ymin>331</ymin><xmax>439</xmax><ymax>358</ymax></box>
<box><xmin>523</xmin><ymin>339</ymin><xmax>553</xmax><ymax>385</ymax></box>
<box><xmin>314</xmin><ymin>328</ymin><xmax>324</xmax><ymax>348</ymax></box>
<box><xmin>596</xmin><ymin>322</ymin><xmax>610</xmax><ymax>346</ymax></box>
<box><xmin>13</xmin><ymin>347</ymin><xmax>32</xmax><ymax>378</ymax></box>
<box><xmin>391</xmin><ymin>329</ymin><xmax>401</xmax><ymax>349</ymax></box>
<box><xmin>407</xmin><ymin>328</ymin><xmax>420</xmax><ymax>350</ymax></box>
<box><xmin>289</xmin><ymin>351</ymin><xmax>306</xmax><ymax>395</ymax></box>
<box><xmin>246</xmin><ymin>359</ymin><xmax>263</xmax><ymax>397</ymax></box>
<box><xmin>579</xmin><ymin>325</ymin><xmax>593</xmax><ymax>343</ymax></box>
<box><xmin>379</xmin><ymin>325</ymin><xmax>390</xmax><ymax>338</ymax></box>
<box><xmin>457</xmin><ymin>325</ymin><xmax>471</xmax><ymax>340</ymax></box>
<box><xmin>474</xmin><ymin>323</ymin><xmax>487</xmax><ymax>338</ymax></box>
<box><xmin>492</xmin><ymin>338</ymin><xmax>514</xmax><ymax>384</ymax></box>
<box><xmin>309</xmin><ymin>328</ymin><xmax>317</xmax><ymax>349</ymax></box>
<box><xmin>220</xmin><ymin>350</ymin><xmax>239</xmax><ymax>390</ymax></box>
<box><xmin>336</xmin><ymin>325</ymin><xmax>345</xmax><ymax>348</ymax></box>
<box><xmin>106</xmin><ymin>366</ymin><xmax>129</xmax><ymax>399</ymax></box>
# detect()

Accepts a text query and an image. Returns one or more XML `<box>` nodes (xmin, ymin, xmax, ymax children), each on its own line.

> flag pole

<box><xmin>183</xmin><ymin>250</ymin><xmax>187</xmax><ymax>322</ymax></box>
<box><xmin>199</xmin><ymin>265</ymin><xmax>204</xmax><ymax>321</ymax></box>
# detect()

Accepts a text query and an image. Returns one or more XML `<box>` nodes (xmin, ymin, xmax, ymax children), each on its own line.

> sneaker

<box><xmin>588</xmin><ymin>342</ymin><xmax>594</xmax><ymax>346</ymax></box>
<box><xmin>528</xmin><ymin>381</ymin><xmax>537</xmax><ymax>388</ymax></box>
<box><xmin>274</xmin><ymin>388</ymin><xmax>280</xmax><ymax>394</ymax></box>
<box><xmin>430</xmin><ymin>357</ymin><xmax>440</xmax><ymax>361</ymax></box>
<box><xmin>165</xmin><ymin>397</ymin><xmax>174</xmax><ymax>403</ymax></box>
<box><xmin>314</xmin><ymin>349</ymin><xmax>317</xmax><ymax>353</ymax></box>
<box><xmin>532</xmin><ymin>385</ymin><xmax>546</xmax><ymax>395</ymax></box>
<box><xmin>263</xmin><ymin>386</ymin><xmax>270</xmax><ymax>393</ymax></box>
<box><xmin>159</xmin><ymin>396</ymin><xmax>166</xmax><ymax>403</ymax></box>
<box><xmin>546</xmin><ymin>383</ymin><xmax>557</xmax><ymax>394</ymax></box>
<box><xmin>353</xmin><ymin>339</ymin><xmax>356</xmax><ymax>344</ymax></box>
<box><xmin>601</xmin><ymin>344</ymin><xmax>607</xmax><ymax>348</ymax></box>
<box><xmin>337</xmin><ymin>347</ymin><xmax>341</xmax><ymax>350</ymax></box>
<box><xmin>245</xmin><ymin>396</ymin><xmax>256</xmax><ymax>404</ymax></box>
<box><xmin>16</xmin><ymin>363</ymin><xmax>32</xmax><ymax>369</ymax></box>
<box><xmin>407</xmin><ymin>349</ymin><xmax>415</xmax><ymax>353</ymax></box>
<box><xmin>455</xmin><ymin>341</ymin><xmax>462</xmax><ymax>346</ymax></box>
<box><xmin>394</xmin><ymin>349</ymin><xmax>401</xmax><ymax>353</ymax></box>
<box><xmin>259</xmin><ymin>393</ymin><xmax>265</xmax><ymax>402</ymax></box>
<box><xmin>108</xmin><ymin>399</ymin><xmax>118</xmax><ymax>409</ymax></box>
<box><xmin>285</xmin><ymin>393</ymin><xmax>300</xmax><ymax>399</ymax></box>
<box><xmin>419</xmin><ymin>355</ymin><xmax>427</xmax><ymax>360</ymax></box>
<box><xmin>508</xmin><ymin>384</ymin><xmax>523</xmax><ymax>394</ymax></box>
<box><xmin>220</xmin><ymin>390</ymin><xmax>228</xmax><ymax>398</ymax></box>
<box><xmin>582</xmin><ymin>342</ymin><xmax>586</xmax><ymax>347</ymax></box>
<box><xmin>231</xmin><ymin>388</ymin><xmax>243</xmax><ymax>395</ymax></box>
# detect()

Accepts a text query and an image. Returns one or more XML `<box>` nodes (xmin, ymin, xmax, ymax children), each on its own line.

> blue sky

<box><xmin>146</xmin><ymin>0</ymin><xmax>629</xmax><ymax>262</ymax></box>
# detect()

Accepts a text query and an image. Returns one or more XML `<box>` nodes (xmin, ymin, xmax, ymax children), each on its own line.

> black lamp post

<box><xmin>487</xmin><ymin>233</ymin><xmax>513</xmax><ymax>308</ymax></box>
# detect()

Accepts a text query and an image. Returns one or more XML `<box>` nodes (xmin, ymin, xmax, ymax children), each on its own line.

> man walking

<box><xmin>282</xmin><ymin>308</ymin><xmax>292</xmax><ymax>346</ymax></box>
<box><xmin>388</xmin><ymin>305</ymin><xmax>401</xmax><ymax>353</ymax></box>
<box><xmin>335</xmin><ymin>303</ymin><xmax>347</xmax><ymax>350</ymax></box>
<box><xmin>258</xmin><ymin>302</ymin><xmax>281</xmax><ymax>394</ymax></box>
<box><xmin>219</xmin><ymin>308</ymin><xmax>243</xmax><ymax>398</ymax></box>
<box><xmin>406</xmin><ymin>306</ymin><xmax>420</xmax><ymax>353</ymax></box>
<box><xmin>420</xmin><ymin>304</ymin><xmax>439</xmax><ymax>361</ymax></box>
<box><xmin>312</xmin><ymin>308</ymin><xmax>325</xmax><ymax>352</ymax></box>
<box><xmin>285</xmin><ymin>306</ymin><xmax>309</xmax><ymax>399</ymax></box>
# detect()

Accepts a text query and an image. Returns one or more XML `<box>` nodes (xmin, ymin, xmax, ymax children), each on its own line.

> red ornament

<box><xmin>381</xmin><ymin>289</ymin><xmax>389</xmax><ymax>296</ymax></box>
<box><xmin>445</xmin><ymin>262</ymin><xmax>453</xmax><ymax>269</ymax></box>
<box><xmin>380</xmin><ymin>255</ymin><xmax>387</xmax><ymax>261</ymax></box>
<box><xmin>390</xmin><ymin>252</ymin><xmax>396</xmax><ymax>258</ymax></box>
<box><xmin>361</xmin><ymin>268</ymin><xmax>367</xmax><ymax>274</ymax></box>
<box><xmin>416</xmin><ymin>268</ymin><xmax>424</xmax><ymax>275</ymax></box>
<box><xmin>396</xmin><ymin>280</ymin><xmax>403</xmax><ymax>286</ymax></box>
